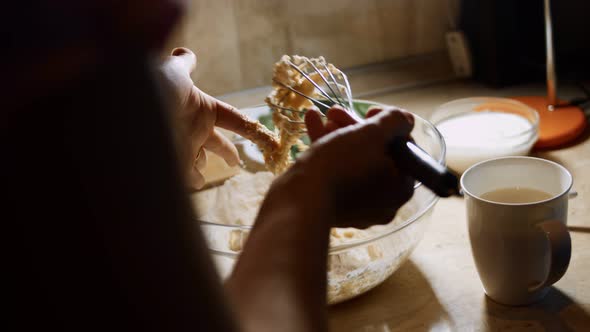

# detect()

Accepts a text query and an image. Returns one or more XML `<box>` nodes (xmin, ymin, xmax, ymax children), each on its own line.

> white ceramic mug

<box><xmin>461</xmin><ymin>157</ymin><xmax>572</xmax><ymax>306</ymax></box>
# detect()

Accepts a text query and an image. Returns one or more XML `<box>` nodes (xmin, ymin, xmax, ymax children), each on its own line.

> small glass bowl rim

<box><xmin>430</xmin><ymin>96</ymin><xmax>540</xmax><ymax>140</ymax></box>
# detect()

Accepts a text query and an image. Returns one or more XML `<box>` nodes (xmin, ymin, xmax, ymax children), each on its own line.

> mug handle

<box><xmin>529</xmin><ymin>220</ymin><xmax>571</xmax><ymax>291</ymax></box>
<box><xmin>568</xmin><ymin>190</ymin><xmax>578</xmax><ymax>199</ymax></box>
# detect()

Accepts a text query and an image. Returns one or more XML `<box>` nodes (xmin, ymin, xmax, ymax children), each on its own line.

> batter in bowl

<box><xmin>193</xmin><ymin>172</ymin><xmax>414</xmax><ymax>303</ymax></box>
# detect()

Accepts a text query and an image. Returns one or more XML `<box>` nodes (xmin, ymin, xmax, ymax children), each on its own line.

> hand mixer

<box><xmin>266</xmin><ymin>55</ymin><xmax>460</xmax><ymax>198</ymax></box>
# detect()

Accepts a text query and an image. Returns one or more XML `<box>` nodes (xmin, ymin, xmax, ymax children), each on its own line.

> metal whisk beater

<box><xmin>266</xmin><ymin>56</ymin><xmax>362</xmax><ymax>133</ymax></box>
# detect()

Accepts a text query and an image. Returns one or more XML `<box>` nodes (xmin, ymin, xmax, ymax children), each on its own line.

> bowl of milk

<box><xmin>431</xmin><ymin>97</ymin><xmax>539</xmax><ymax>173</ymax></box>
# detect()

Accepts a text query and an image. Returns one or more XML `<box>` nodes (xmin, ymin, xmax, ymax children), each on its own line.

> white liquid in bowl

<box><xmin>437</xmin><ymin>112</ymin><xmax>535</xmax><ymax>173</ymax></box>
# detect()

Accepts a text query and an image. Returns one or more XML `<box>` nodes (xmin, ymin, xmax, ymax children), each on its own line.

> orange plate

<box><xmin>511</xmin><ymin>96</ymin><xmax>586</xmax><ymax>148</ymax></box>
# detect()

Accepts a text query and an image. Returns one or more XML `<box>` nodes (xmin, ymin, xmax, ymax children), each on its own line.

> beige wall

<box><xmin>171</xmin><ymin>0</ymin><xmax>457</xmax><ymax>96</ymax></box>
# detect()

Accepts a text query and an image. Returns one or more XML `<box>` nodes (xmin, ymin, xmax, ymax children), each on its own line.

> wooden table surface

<box><xmin>327</xmin><ymin>82</ymin><xmax>590</xmax><ymax>332</ymax></box>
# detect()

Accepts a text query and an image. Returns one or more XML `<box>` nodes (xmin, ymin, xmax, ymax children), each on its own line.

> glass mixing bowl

<box><xmin>196</xmin><ymin>100</ymin><xmax>445</xmax><ymax>304</ymax></box>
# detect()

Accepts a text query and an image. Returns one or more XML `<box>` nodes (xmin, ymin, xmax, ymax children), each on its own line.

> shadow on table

<box><xmin>531</xmin><ymin>151</ymin><xmax>569</xmax><ymax>169</ymax></box>
<box><xmin>329</xmin><ymin>260</ymin><xmax>454</xmax><ymax>331</ymax></box>
<box><xmin>532</xmin><ymin>130</ymin><xmax>589</xmax><ymax>171</ymax></box>
<box><xmin>483</xmin><ymin>287</ymin><xmax>590</xmax><ymax>331</ymax></box>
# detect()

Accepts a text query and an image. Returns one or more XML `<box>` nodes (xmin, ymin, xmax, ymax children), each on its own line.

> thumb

<box><xmin>170</xmin><ymin>47</ymin><xmax>197</xmax><ymax>74</ymax></box>
<box><xmin>370</xmin><ymin>109</ymin><xmax>415</xmax><ymax>140</ymax></box>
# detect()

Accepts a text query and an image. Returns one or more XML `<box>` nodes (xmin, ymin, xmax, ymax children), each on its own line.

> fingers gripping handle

<box><xmin>387</xmin><ymin>138</ymin><xmax>460</xmax><ymax>198</ymax></box>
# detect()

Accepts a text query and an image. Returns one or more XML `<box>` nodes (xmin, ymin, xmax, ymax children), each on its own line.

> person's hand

<box><xmin>304</xmin><ymin>104</ymin><xmax>414</xmax><ymax>142</ymax></box>
<box><xmin>264</xmin><ymin>106</ymin><xmax>415</xmax><ymax>229</ymax></box>
<box><xmin>160</xmin><ymin>47</ymin><xmax>258</xmax><ymax>189</ymax></box>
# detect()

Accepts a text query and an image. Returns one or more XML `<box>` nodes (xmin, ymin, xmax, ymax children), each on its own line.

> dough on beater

<box><xmin>262</xmin><ymin>55</ymin><xmax>342</xmax><ymax>174</ymax></box>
